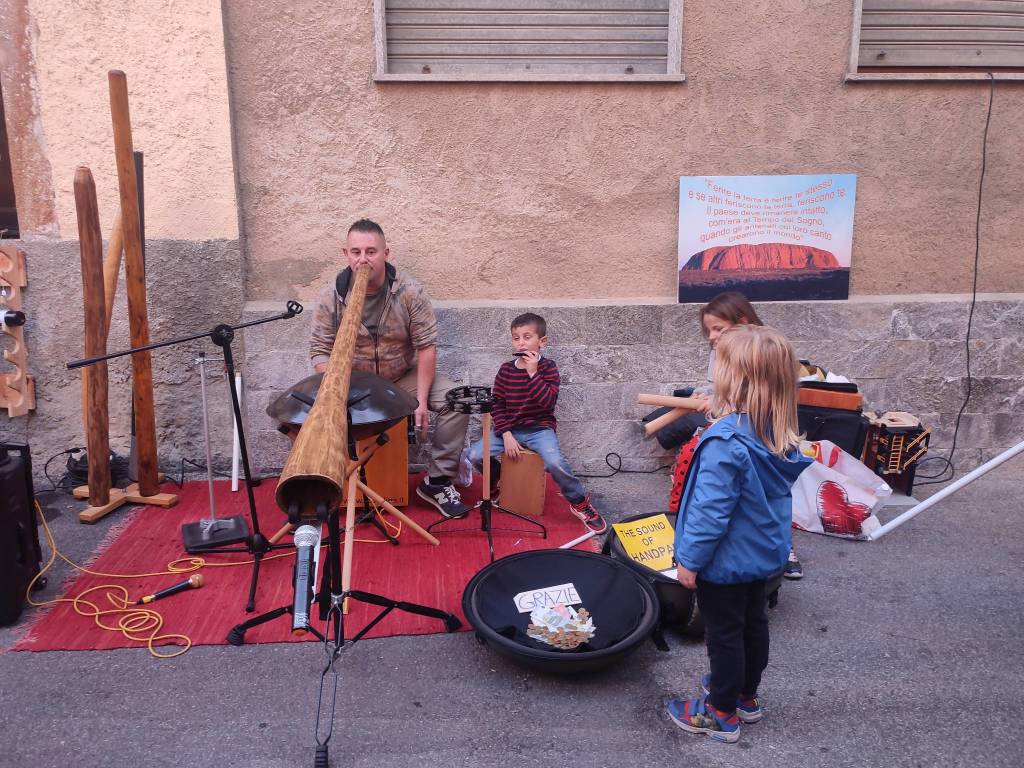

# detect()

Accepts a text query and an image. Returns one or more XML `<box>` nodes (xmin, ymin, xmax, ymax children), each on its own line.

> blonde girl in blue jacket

<box><xmin>666</xmin><ymin>325</ymin><xmax>811</xmax><ymax>744</ymax></box>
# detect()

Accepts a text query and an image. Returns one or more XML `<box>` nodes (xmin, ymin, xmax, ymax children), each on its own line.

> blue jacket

<box><xmin>674</xmin><ymin>413</ymin><xmax>811</xmax><ymax>584</ymax></box>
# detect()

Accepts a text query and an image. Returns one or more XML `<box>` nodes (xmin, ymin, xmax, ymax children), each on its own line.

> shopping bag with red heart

<box><xmin>791</xmin><ymin>440</ymin><xmax>892</xmax><ymax>538</ymax></box>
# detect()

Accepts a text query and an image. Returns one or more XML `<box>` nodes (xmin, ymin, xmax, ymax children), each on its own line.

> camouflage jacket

<box><xmin>309</xmin><ymin>264</ymin><xmax>438</xmax><ymax>382</ymax></box>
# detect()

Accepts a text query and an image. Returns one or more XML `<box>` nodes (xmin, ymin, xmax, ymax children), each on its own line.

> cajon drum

<box><xmin>498</xmin><ymin>449</ymin><xmax>546</xmax><ymax>517</ymax></box>
<box><xmin>344</xmin><ymin>420</ymin><xmax>409</xmax><ymax>507</ymax></box>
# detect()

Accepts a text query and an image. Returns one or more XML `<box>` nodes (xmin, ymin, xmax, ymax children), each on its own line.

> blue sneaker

<box><xmin>665</xmin><ymin>696</ymin><xmax>741</xmax><ymax>743</ymax></box>
<box><xmin>701</xmin><ymin>673</ymin><xmax>764</xmax><ymax>723</ymax></box>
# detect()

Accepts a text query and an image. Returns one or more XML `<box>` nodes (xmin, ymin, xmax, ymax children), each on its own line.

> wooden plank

<box><xmin>387</xmin><ymin>25</ymin><xmax>668</xmax><ymax>40</ymax></box>
<box><xmin>862</xmin><ymin>12</ymin><xmax>1024</xmax><ymax>28</ymax></box>
<box><xmin>79</xmin><ymin>488</ymin><xmax>128</xmax><ymax>523</ymax></box>
<box><xmin>387</xmin><ymin>0</ymin><xmax>669</xmax><ymax>10</ymax></box>
<box><xmin>387</xmin><ymin>56</ymin><xmax>667</xmax><ymax>73</ymax></box>
<box><xmin>122</xmin><ymin>483</ymin><xmax>179</xmax><ymax>507</ymax></box>
<box><xmin>859</xmin><ymin>42</ymin><xmax>1024</xmax><ymax>66</ymax></box>
<box><xmin>861</xmin><ymin>26</ymin><xmax>1024</xmax><ymax>40</ymax></box>
<box><xmin>864</xmin><ymin>0</ymin><xmax>1024</xmax><ymax>12</ymax></box>
<box><xmin>388</xmin><ymin>11</ymin><xmax>670</xmax><ymax>26</ymax></box>
<box><xmin>389</xmin><ymin>41</ymin><xmax>668</xmax><ymax>55</ymax></box>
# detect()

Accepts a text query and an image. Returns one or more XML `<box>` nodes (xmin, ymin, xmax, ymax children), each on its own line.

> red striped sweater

<box><xmin>491</xmin><ymin>357</ymin><xmax>560</xmax><ymax>436</ymax></box>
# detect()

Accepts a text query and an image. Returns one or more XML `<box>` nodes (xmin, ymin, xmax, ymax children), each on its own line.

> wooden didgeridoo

<box><xmin>637</xmin><ymin>393</ymin><xmax>704</xmax><ymax>437</ymax></box>
<box><xmin>79</xmin><ymin>209</ymin><xmax>123</xmax><ymax>441</ymax></box>
<box><xmin>74</xmin><ymin>168</ymin><xmax>112</xmax><ymax>507</ymax></box>
<box><xmin>275</xmin><ymin>266</ymin><xmax>372</xmax><ymax>520</ymax></box>
<box><xmin>108</xmin><ymin>70</ymin><xmax>159</xmax><ymax>496</ymax></box>
<box><xmin>102</xmin><ymin>208</ymin><xmax>124</xmax><ymax>337</ymax></box>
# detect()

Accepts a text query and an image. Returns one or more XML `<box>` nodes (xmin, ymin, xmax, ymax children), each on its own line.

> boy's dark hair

<box><xmin>511</xmin><ymin>312</ymin><xmax>546</xmax><ymax>337</ymax></box>
<box><xmin>348</xmin><ymin>218</ymin><xmax>385</xmax><ymax>239</ymax></box>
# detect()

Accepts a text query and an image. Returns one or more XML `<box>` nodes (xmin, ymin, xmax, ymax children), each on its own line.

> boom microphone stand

<box><xmin>68</xmin><ymin>301</ymin><xmax>303</xmax><ymax>612</ymax></box>
<box><xmin>225</xmin><ymin>416</ymin><xmax>461</xmax><ymax>768</ymax></box>
<box><xmin>428</xmin><ymin>386</ymin><xmax>547</xmax><ymax>562</ymax></box>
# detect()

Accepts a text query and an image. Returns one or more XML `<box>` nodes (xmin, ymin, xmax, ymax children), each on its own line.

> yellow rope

<box><xmin>24</xmin><ymin>497</ymin><xmax>403</xmax><ymax>659</ymax></box>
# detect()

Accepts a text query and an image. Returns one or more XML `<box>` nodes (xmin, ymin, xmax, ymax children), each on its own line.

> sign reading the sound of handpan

<box><xmin>612</xmin><ymin>514</ymin><xmax>675</xmax><ymax>572</ymax></box>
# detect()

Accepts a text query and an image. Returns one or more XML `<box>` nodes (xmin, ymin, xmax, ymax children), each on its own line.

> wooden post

<box><xmin>74</xmin><ymin>167</ymin><xmax>112</xmax><ymax>508</ymax></box>
<box><xmin>108</xmin><ymin>70</ymin><xmax>158</xmax><ymax>496</ymax></box>
<box><xmin>102</xmin><ymin>207</ymin><xmax>124</xmax><ymax>337</ymax></box>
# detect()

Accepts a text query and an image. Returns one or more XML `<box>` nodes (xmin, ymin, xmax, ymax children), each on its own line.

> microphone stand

<box><xmin>68</xmin><ymin>301</ymin><xmax>303</xmax><ymax>612</ymax></box>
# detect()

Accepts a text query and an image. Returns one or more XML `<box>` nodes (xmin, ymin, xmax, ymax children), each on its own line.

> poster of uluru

<box><xmin>678</xmin><ymin>174</ymin><xmax>857</xmax><ymax>303</ymax></box>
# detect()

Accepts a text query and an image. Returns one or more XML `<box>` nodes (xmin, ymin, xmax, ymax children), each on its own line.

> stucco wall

<box><xmin>1</xmin><ymin>0</ymin><xmax>238</xmax><ymax>240</ymax></box>
<box><xmin>223</xmin><ymin>1</ymin><xmax>1024</xmax><ymax>304</ymax></box>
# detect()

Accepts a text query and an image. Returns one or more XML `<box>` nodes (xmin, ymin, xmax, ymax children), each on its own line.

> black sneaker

<box><xmin>417</xmin><ymin>480</ymin><xmax>469</xmax><ymax>519</ymax></box>
<box><xmin>783</xmin><ymin>549</ymin><xmax>803</xmax><ymax>580</ymax></box>
<box><xmin>568</xmin><ymin>496</ymin><xmax>607</xmax><ymax>534</ymax></box>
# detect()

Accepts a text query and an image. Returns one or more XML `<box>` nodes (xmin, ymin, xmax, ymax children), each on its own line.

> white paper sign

<box><xmin>512</xmin><ymin>582</ymin><xmax>581</xmax><ymax>614</ymax></box>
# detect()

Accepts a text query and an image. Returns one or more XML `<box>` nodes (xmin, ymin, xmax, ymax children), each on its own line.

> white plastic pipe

<box><xmin>559</xmin><ymin>530</ymin><xmax>597</xmax><ymax>549</ymax></box>
<box><xmin>869</xmin><ymin>438</ymin><xmax>1024</xmax><ymax>540</ymax></box>
<box><xmin>231</xmin><ymin>373</ymin><xmax>242</xmax><ymax>492</ymax></box>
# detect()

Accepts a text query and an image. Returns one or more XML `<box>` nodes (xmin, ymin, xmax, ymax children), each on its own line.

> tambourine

<box><xmin>445</xmin><ymin>385</ymin><xmax>494</xmax><ymax>414</ymax></box>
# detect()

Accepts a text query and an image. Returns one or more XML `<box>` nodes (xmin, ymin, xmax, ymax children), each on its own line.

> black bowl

<box><xmin>462</xmin><ymin>549</ymin><xmax>660</xmax><ymax>675</ymax></box>
<box><xmin>605</xmin><ymin>512</ymin><xmax>784</xmax><ymax>637</ymax></box>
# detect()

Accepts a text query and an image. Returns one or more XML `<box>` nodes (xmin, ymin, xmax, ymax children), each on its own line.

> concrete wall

<box><xmin>241</xmin><ymin>295</ymin><xmax>1024</xmax><ymax>486</ymax></box>
<box><xmin>223</xmin><ymin>1</ymin><xmax>1024</xmax><ymax>304</ymax></box>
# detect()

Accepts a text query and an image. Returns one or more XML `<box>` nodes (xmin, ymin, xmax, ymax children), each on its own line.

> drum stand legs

<box><xmin>225</xmin><ymin>492</ymin><xmax>461</xmax><ymax>766</ymax></box>
<box><xmin>428</xmin><ymin>412</ymin><xmax>546</xmax><ymax>563</ymax></box>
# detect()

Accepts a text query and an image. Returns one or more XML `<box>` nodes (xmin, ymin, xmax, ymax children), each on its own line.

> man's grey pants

<box><xmin>393</xmin><ymin>368</ymin><xmax>469</xmax><ymax>481</ymax></box>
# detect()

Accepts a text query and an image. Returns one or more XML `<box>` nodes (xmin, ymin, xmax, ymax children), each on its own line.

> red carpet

<box><xmin>14</xmin><ymin>473</ymin><xmax>597</xmax><ymax>653</ymax></box>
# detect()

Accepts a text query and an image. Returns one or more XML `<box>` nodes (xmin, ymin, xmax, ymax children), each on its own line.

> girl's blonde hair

<box><xmin>710</xmin><ymin>325</ymin><xmax>802</xmax><ymax>456</ymax></box>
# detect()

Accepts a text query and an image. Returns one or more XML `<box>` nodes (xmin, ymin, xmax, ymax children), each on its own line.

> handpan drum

<box><xmin>267</xmin><ymin>371</ymin><xmax>417</xmax><ymax>442</ymax></box>
<box><xmin>462</xmin><ymin>550</ymin><xmax>660</xmax><ymax>675</ymax></box>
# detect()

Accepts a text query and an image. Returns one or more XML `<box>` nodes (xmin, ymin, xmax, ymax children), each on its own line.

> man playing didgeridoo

<box><xmin>309</xmin><ymin>219</ymin><xmax>470</xmax><ymax>519</ymax></box>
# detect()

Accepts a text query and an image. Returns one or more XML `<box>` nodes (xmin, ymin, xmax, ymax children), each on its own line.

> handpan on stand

<box><xmin>268</xmin><ymin>370</ymin><xmax>417</xmax><ymax>544</ymax></box>
<box><xmin>428</xmin><ymin>386</ymin><xmax>547</xmax><ymax>562</ymax></box>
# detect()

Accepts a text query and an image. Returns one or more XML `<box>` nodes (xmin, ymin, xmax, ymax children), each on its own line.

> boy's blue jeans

<box><xmin>469</xmin><ymin>426</ymin><xmax>586</xmax><ymax>504</ymax></box>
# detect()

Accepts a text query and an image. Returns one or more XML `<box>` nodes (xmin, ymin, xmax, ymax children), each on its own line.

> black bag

<box><xmin>798</xmin><ymin>405</ymin><xmax>870</xmax><ymax>458</ymax></box>
<box><xmin>0</xmin><ymin>444</ymin><xmax>41</xmax><ymax>626</ymax></box>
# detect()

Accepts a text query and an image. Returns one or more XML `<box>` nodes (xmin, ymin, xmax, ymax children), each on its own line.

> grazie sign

<box><xmin>512</xmin><ymin>583</ymin><xmax>581</xmax><ymax>614</ymax></box>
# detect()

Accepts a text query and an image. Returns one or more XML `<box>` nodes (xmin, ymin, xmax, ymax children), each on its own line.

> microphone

<box><xmin>137</xmin><ymin>574</ymin><xmax>203</xmax><ymax>604</ymax></box>
<box><xmin>291</xmin><ymin>524</ymin><xmax>321</xmax><ymax>635</ymax></box>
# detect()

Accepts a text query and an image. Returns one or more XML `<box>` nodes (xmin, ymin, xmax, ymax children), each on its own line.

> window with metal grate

<box><xmin>374</xmin><ymin>0</ymin><xmax>685</xmax><ymax>82</ymax></box>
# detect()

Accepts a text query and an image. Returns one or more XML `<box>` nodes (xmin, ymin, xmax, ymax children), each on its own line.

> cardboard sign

<box><xmin>512</xmin><ymin>582</ymin><xmax>581</xmax><ymax>614</ymax></box>
<box><xmin>612</xmin><ymin>514</ymin><xmax>675</xmax><ymax>572</ymax></box>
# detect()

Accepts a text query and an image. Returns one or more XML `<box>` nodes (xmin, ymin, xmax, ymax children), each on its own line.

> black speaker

<box><xmin>0</xmin><ymin>444</ymin><xmax>42</xmax><ymax>626</ymax></box>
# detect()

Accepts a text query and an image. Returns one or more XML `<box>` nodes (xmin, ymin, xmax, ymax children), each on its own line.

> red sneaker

<box><xmin>568</xmin><ymin>496</ymin><xmax>607</xmax><ymax>533</ymax></box>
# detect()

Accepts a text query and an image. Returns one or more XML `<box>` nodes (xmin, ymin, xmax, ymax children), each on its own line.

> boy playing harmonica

<box><xmin>469</xmin><ymin>313</ymin><xmax>606</xmax><ymax>533</ymax></box>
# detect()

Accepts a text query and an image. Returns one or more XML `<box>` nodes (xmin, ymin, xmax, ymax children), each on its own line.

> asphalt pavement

<box><xmin>1</xmin><ymin>461</ymin><xmax>1022</xmax><ymax>768</ymax></box>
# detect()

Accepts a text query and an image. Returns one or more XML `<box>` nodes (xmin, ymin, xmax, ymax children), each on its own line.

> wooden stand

<box><xmin>498</xmin><ymin>448</ymin><xmax>546</xmax><ymax>517</ymax></box>
<box><xmin>72</xmin><ymin>482</ymin><xmax>178</xmax><ymax>523</ymax></box>
<box><xmin>68</xmin><ymin>71</ymin><xmax>179</xmax><ymax>523</ymax></box>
